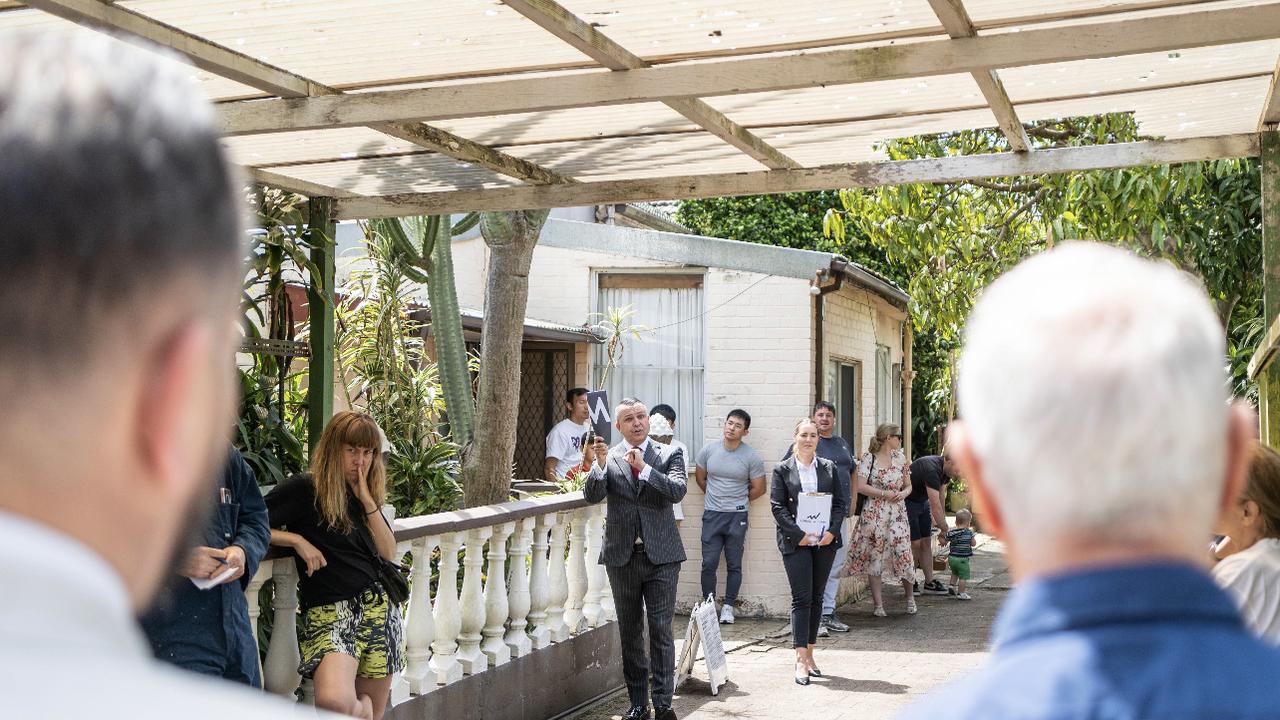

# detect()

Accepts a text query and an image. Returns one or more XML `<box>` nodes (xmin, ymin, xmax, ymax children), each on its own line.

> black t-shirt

<box><xmin>907</xmin><ymin>455</ymin><xmax>946</xmax><ymax>504</ymax></box>
<box><xmin>265</xmin><ymin>473</ymin><xmax>383</xmax><ymax>608</ymax></box>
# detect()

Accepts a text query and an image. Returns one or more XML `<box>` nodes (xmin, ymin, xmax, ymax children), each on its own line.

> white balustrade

<box><xmin>600</xmin><ymin>554</ymin><xmax>617</xmax><ymax>622</ymax></box>
<box><xmin>504</xmin><ymin>517</ymin><xmax>534</xmax><ymax>658</ymax></box>
<box><xmin>244</xmin><ymin>492</ymin><xmax>608</xmax><ymax>713</ymax></box>
<box><xmin>563</xmin><ymin>507</ymin><xmax>589</xmax><ymax>634</ymax></box>
<box><xmin>263</xmin><ymin>560</ymin><xmax>301</xmax><ymax>698</ymax></box>
<box><xmin>546</xmin><ymin>515</ymin><xmax>570</xmax><ymax>642</ymax></box>
<box><xmin>481</xmin><ymin>522</ymin><xmax>514</xmax><ymax>667</ymax></box>
<box><xmin>403</xmin><ymin>535</ymin><xmax>439</xmax><ymax>695</ymax></box>
<box><xmin>455</xmin><ymin>526</ymin><xmax>492</xmax><ymax>675</ymax></box>
<box><xmin>582</xmin><ymin>504</ymin><xmax>606</xmax><ymax>628</ymax></box>
<box><xmin>527</xmin><ymin>514</ymin><xmax>554</xmax><ymax>649</ymax></box>
<box><xmin>429</xmin><ymin>532</ymin><xmax>464</xmax><ymax>686</ymax></box>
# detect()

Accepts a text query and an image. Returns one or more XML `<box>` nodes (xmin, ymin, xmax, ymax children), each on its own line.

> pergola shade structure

<box><xmin>11</xmin><ymin>1</ymin><xmax>1280</xmax><ymax>447</ymax></box>
<box><xmin>6</xmin><ymin>0</ymin><xmax>1279</xmax><ymax>218</ymax></box>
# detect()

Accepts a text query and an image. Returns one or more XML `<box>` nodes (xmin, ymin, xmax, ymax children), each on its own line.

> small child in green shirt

<box><xmin>943</xmin><ymin>509</ymin><xmax>976</xmax><ymax>600</ymax></box>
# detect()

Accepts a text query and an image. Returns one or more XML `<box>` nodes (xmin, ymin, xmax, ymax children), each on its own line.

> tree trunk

<box><xmin>462</xmin><ymin>209</ymin><xmax>551</xmax><ymax>507</ymax></box>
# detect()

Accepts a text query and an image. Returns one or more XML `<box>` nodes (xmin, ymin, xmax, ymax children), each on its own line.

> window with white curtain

<box><xmin>593</xmin><ymin>274</ymin><xmax>704</xmax><ymax>454</ymax></box>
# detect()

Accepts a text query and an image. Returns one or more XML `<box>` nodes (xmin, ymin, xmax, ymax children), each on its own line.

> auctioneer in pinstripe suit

<box><xmin>584</xmin><ymin>398</ymin><xmax>687</xmax><ymax>720</ymax></box>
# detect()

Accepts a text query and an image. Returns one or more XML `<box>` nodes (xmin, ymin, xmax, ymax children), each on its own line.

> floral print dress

<box><xmin>845</xmin><ymin>449</ymin><xmax>915</xmax><ymax>583</ymax></box>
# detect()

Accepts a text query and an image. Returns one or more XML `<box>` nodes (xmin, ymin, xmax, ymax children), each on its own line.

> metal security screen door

<box><xmin>514</xmin><ymin>345</ymin><xmax>574</xmax><ymax>480</ymax></box>
<box><xmin>594</xmin><ymin>274</ymin><xmax>705</xmax><ymax>454</ymax></box>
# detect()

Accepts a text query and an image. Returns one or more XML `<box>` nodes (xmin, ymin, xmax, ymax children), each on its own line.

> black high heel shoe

<box><xmin>795</xmin><ymin>662</ymin><xmax>810</xmax><ymax>686</ymax></box>
<box><xmin>808</xmin><ymin>664</ymin><xmax>823</xmax><ymax>678</ymax></box>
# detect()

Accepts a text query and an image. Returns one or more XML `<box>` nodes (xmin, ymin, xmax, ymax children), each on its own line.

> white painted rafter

<box><xmin>502</xmin><ymin>0</ymin><xmax>798</xmax><ymax>169</ymax></box>
<box><xmin>215</xmin><ymin>4</ymin><xmax>1280</xmax><ymax>135</ymax></box>
<box><xmin>329</xmin><ymin>133</ymin><xmax>1260</xmax><ymax>219</ymax></box>
<box><xmin>926</xmin><ymin>0</ymin><xmax>1032</xmax><ymax>152</ymax></box>
<box><xmin>23</xmin><ymin>0</ymin><xmax>572</xmax><ymax>188</ymax></box>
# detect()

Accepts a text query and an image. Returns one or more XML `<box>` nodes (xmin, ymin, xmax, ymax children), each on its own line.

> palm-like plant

<box><xmin>337</xmin><ymin>224</ymin><xmax>460</xmax><ymax>516</ymax></box>
<box><xmin>589</xmin><ymin>305</ymin><xmax>651</xmax><ymax>389</ymax></box>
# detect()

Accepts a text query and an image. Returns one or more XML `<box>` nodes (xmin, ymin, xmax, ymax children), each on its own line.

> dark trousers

<box><xmin>782</xmin><ymin>545</ymin><xmax>838</xmax><ymax>648</ymax></box>
<box><xmin>606</xmin><ymin>548</ymin><xmax>682</xmax><ymax>709</ymax></box>
<box><xmin>700</xmin><ymin>511</ymin><xmax>748</xmax><ymax>604</ymax></box>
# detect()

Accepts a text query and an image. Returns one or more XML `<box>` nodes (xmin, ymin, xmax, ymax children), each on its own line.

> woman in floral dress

<box><xmin>845</xmin><ymin>423</ymin><xmax>916</xmax><ymax>616</ymax></box>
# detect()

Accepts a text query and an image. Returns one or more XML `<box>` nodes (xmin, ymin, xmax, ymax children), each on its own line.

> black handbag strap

<box><xmin>355</xmin><ymin>508</ymin><xmax>396</xmax><ymax>566</ymax></box>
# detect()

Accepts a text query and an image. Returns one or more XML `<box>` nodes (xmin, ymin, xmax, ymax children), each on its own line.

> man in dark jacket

<box><xmin>584</xmin><ymin>398</ymin><xmax>687</xmax><ymax>720</ymax></box>
<box><xmin>140</xmin><ymin>447</ymin><xmax>270</xmax><ymax>687</ymax></box>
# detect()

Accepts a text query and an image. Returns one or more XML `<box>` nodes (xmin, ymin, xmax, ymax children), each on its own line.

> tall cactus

<box><xmin>426</xmin><ymin>215</ymin><xmax>475</xmax><ymax>447</ymax></box>
<box><xmin>370</xmin><ymin>214</ymin><xmax>477</xmax><ymax>447</ymax></box>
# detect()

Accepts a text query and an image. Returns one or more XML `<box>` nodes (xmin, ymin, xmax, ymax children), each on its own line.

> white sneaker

<box><xmin>720</xmin><ymin>604</ymin><xmax>735</xmax><ymax>624</ymax></box>
<box><xmin>955</xmin><ymin>592</ymin><xmax>972</xmax><ymax>601</ymax></box>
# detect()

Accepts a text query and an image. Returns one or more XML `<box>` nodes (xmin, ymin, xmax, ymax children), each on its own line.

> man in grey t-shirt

<box><xmin>695</xmin><ymin>409</ymin><xmax>766</xmax><ymax>624</ymax></box>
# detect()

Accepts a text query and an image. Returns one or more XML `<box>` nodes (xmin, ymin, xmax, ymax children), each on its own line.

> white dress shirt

<box><xmin>0</xmin><ymin>510</ymin><xmax>343</xmax><ymax>719</ymax></box>
<box><xmin>796</xmin><ymin>455</ymin><xmax>820</xmax><ymax>494</ymax></box>
<box><xmin>1212</xmin><ymin>537</ymin><xmax>1280</xmax><ymax>645</ymax></box>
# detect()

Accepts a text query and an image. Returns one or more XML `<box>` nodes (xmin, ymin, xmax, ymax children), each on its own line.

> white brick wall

<box><xmin>822</xmin><ymin>287</ymin><xmax>907</xmax><ymax>456</ymax></box>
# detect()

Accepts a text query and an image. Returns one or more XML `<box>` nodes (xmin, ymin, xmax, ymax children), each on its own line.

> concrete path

<box><xmin>568</xmin><ymin>534</ymin><xmax>1010</xmax><ymax>720</ymax></box>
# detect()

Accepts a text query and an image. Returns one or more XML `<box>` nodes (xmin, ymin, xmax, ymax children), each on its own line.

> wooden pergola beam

<box><xmin>502</xmin><ymin>0</ymin><xmax>798</xmax><ymax>170</ymax></box>
<box><xmin>246</xmin><ymin>167</ymin><xmax>362</xmax><ymax>199</ymax></box>
<box><xmin>927</xmin><ymin>0</ymin><xmax>1032</xmax><ymax>153</ymax></box>
<box><xmin>25</xmin><ymin>0</ymin><xmax>571</xmax><ymax>186</ymax></box>
<box><xmin>329</xmin><ymin>133</ymin><xmax>1259</xmax><ymax>219</ymax></box>
<box><xmin>1262</xmin><ymin>56</ymin><xmax>1280</xmax><ymax>131</ymax></box>
<box><xmin>22</xmin><ymin>0</ymin><xmax>320</xmax><ymax>97</ymax></box>
<box><xmin>218</xmin><ymin>4</ymin><xmax>1280</xmax><ymax>135</ymax></box>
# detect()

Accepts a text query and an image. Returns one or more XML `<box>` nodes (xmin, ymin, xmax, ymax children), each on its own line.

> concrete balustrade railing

<box><xmin>246</xmin><ymin>491</ymin><xmax>602</xmax><ymax>706</ymax></box>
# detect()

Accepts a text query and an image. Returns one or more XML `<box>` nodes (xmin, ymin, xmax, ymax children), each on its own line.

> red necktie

<box><xmin>631</xmin><ymin>448</ymin><xmax>642</xmax><ymax>480</ymax></box>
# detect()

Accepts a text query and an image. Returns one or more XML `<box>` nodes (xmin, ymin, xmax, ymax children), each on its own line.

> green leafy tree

<box><xmin>681</xmin><ymin>113</ymin><xmax>1262</xmax><ymax>452</ymax></box>
<box><xmin>825</xmin><ymin>113</ymin><xmax>1262</xmax><ymax>417</ymax></box>
<box><xmin>237</xmin><ymin>187</ymin><xmax>327</xmax><ymax>484</ymax></box>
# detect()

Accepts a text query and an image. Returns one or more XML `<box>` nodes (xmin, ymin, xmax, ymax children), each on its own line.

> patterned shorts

<box><xmin>299</xmin><ymin>584</ymin><xmax>405</xmax><ymax>679</ymax></box>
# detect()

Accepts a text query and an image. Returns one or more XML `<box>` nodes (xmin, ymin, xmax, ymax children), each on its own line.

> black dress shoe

<box><xmin>622</xmin><ymin>705</ymin><xmax>650</xmax><ymax>720</ymax></box>
<box><xmin>654</xmin><ymin>706</ymin><xmax>678</xmax><ymax>720</ymax></box>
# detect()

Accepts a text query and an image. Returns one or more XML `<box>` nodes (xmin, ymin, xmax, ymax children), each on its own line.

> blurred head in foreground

<box><xmin>947</xmin><ymin>243</ymin><xmax>1253</xmax><ymax>579</ymax></box>
<box><xmin>0</xmin><ymin>32</ymin><xmax>243</xmax><ymax>611</ymax></box>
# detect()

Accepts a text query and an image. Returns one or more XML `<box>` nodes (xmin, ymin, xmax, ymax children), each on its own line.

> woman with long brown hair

<box><xmin>266</xmin><ymin>411</ymin><xmax>402</xmax><ymax>720</ymax></box>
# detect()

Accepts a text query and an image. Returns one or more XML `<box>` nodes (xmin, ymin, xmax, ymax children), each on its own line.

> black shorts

<box><xmin>905</xmin><ymin>499</ymin><xmax>932</xmax><ymax>541</ymax></box>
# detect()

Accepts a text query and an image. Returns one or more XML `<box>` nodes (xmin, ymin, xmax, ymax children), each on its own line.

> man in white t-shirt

<box><xmin>545</xmin><ymin>387</ymin><xmax>592</xmax><ymax>482</ymax></box>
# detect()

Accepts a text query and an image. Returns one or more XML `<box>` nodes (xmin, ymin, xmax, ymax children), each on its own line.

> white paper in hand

<box><xmin>190</xmin><ymin>564</ymin><xmax>238</xmax><ymax>590</ymax></box>
<box><xmin>797</xmin><ymin>493</ymin><xmax>832</xmax><ymax>538</ymax></box>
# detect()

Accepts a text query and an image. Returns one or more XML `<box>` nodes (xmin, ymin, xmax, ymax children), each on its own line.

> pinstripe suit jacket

<box><xmin>584</xmin><ymin>440</ymin><xmax>688</xmax><ymax>567</ymax></box>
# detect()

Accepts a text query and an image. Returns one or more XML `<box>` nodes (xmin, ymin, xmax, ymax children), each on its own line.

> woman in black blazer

<box><xmin>771</xmin><ymin>418</ymin><xmax>850</xmax><ymax>685</ymax></box>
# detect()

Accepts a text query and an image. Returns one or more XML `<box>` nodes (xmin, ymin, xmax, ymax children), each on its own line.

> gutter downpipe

<box><xmin>813</xmin><ymin>262</ymin><xmax>846</xmax><ymax>407</ymax></box>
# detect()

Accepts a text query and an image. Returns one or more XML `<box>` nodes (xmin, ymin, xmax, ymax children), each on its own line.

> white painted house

<box><xmin>450</xmin><ymin>207</ymin><xmax>911</xmax><ymax>616</ymax></box>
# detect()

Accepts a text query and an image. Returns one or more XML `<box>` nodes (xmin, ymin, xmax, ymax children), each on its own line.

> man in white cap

<box><xmin>648</xmin><ymin>405</ymin><xmax>688</xmax><ymax>521</ymax></box>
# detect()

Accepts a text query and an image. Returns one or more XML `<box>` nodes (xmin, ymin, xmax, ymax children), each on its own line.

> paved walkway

<box><xmin>569</xmin><ymin>534</ymin><xmax>1009</xmax><ymax>720</ymax></box>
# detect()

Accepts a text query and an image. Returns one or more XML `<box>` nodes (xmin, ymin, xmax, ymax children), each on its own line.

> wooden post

<box><xmin>306</xmin><ymin>197</ymin><xmax>335</xmax><ymax>453</ymax></box>
<box><xmin>903</xmin><ymin>322</ymin><xmax>914</xmax><ymax>459</ymax></box>
<box><xmin>1263</xmin><ymin>132</ymin><xmax>1280</xmax><ymax>446</ymax></box>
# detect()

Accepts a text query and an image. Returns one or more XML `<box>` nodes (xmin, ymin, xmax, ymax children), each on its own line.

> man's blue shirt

<box><xmin>900</xmin><ymin>562</ymin><xmax>1280</xmax><ymax>720</ymax></box>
